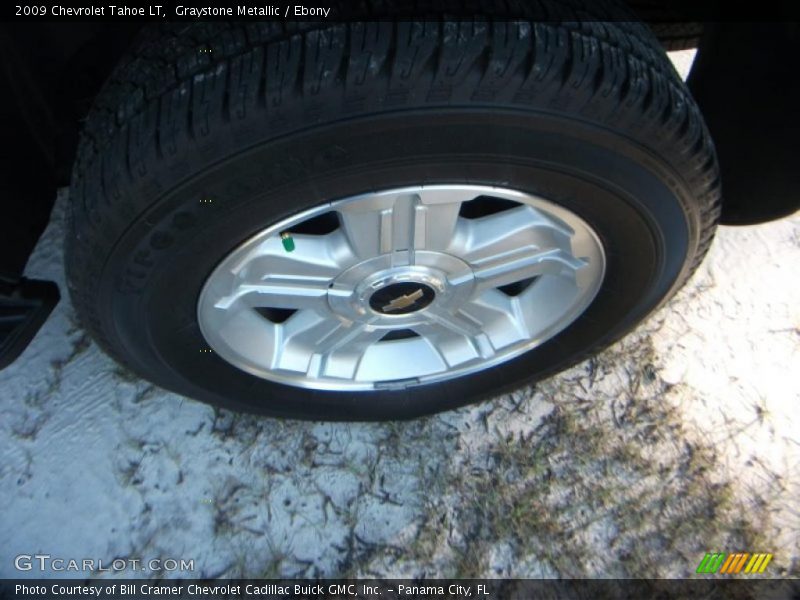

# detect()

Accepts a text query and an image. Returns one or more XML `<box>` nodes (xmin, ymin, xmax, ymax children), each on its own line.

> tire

<box><xmin>66</xmin><ymin>8</ymin><xmax>721</xmax><ymax>420</ymax></box>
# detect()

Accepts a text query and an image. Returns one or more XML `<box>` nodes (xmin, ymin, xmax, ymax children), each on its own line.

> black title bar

<box><xmin>5</xmin><ymin>0</ymin><xmax>800</xmax><ymax>22</ymax></box>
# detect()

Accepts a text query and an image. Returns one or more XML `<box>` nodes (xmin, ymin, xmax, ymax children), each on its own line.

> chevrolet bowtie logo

<box><xmin>382</xmin><ymin>288</ymin><xmax>424</xmax><ymax>312</ymax></box>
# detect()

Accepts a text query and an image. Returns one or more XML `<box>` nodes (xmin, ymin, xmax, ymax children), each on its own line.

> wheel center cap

<box><xmin>326</xmin><ymin>251</ymin><xmax>473</xmax><ymax>324</ymax></box>
<box><xmin>369</xmin><ymin>282</ymin><xmax>436</xmax><ymax>315</ymax></box>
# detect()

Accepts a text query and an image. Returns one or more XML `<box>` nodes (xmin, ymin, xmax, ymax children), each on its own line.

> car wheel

<box><xmin>66</xmin><ymin>11</ymin><xmax>721</xmax><ymax>420</ymax></box>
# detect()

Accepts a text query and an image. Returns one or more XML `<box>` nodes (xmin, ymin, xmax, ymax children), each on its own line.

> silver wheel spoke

<box><xmin>471</xmin><ymin>247</ymin><xmax>587</xmax><ymax>294</ymax></box>
<box><xmin>424</xmin><ymin>304</ymin><xmax>483</xmax><ymax>338</ymax></box>
<box><xmin>417</xmin><ymin>307</ymin><xmax>497</xmax><ymax>364</ymax></box>
<box><xmin>337</xmin><ymin>188</ymin><xmax>463</xmax><ymax>263</ymax></box>
<box><xmin>279</xmin><ymin>316</ymin><xmax>383</xmax><ymax>380</ymax></box>
<box><xmin>214</xmin><ymin>278</ymin><xmax>330</xmax><ymax>311</ymax></box>
<box><xmin>452</xmin><ymin>205</ymin><xmax>587</xmax><ymax>293</ymax></box>
<box><xmin>213</xmin><ymin>234</ymin><xmax>347</xmax><ymax>311</ymax></box>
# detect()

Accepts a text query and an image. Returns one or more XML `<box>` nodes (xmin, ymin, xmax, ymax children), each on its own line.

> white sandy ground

<box><xmin>0</xmin><ymin>51</ymin><xmax>798</xmax><ymax>580</ymax></box>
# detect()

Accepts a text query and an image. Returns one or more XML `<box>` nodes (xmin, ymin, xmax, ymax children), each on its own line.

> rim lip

<box><xmin>197</xmin><ymin>184</ymin><xmax>606</xmax><ymax>392</ymax></box>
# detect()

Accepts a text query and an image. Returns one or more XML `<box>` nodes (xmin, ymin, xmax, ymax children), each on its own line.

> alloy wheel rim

<box><xmin>197</xmin><ymin>185</ymin><xmax>606</xmax><ymax>391</ymax></box>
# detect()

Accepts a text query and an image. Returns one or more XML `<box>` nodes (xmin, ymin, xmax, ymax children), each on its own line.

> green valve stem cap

<box><xmin>280</xmin><ymin>232</ymin><xmax>295</xmax><ymax>252</ymax></box>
